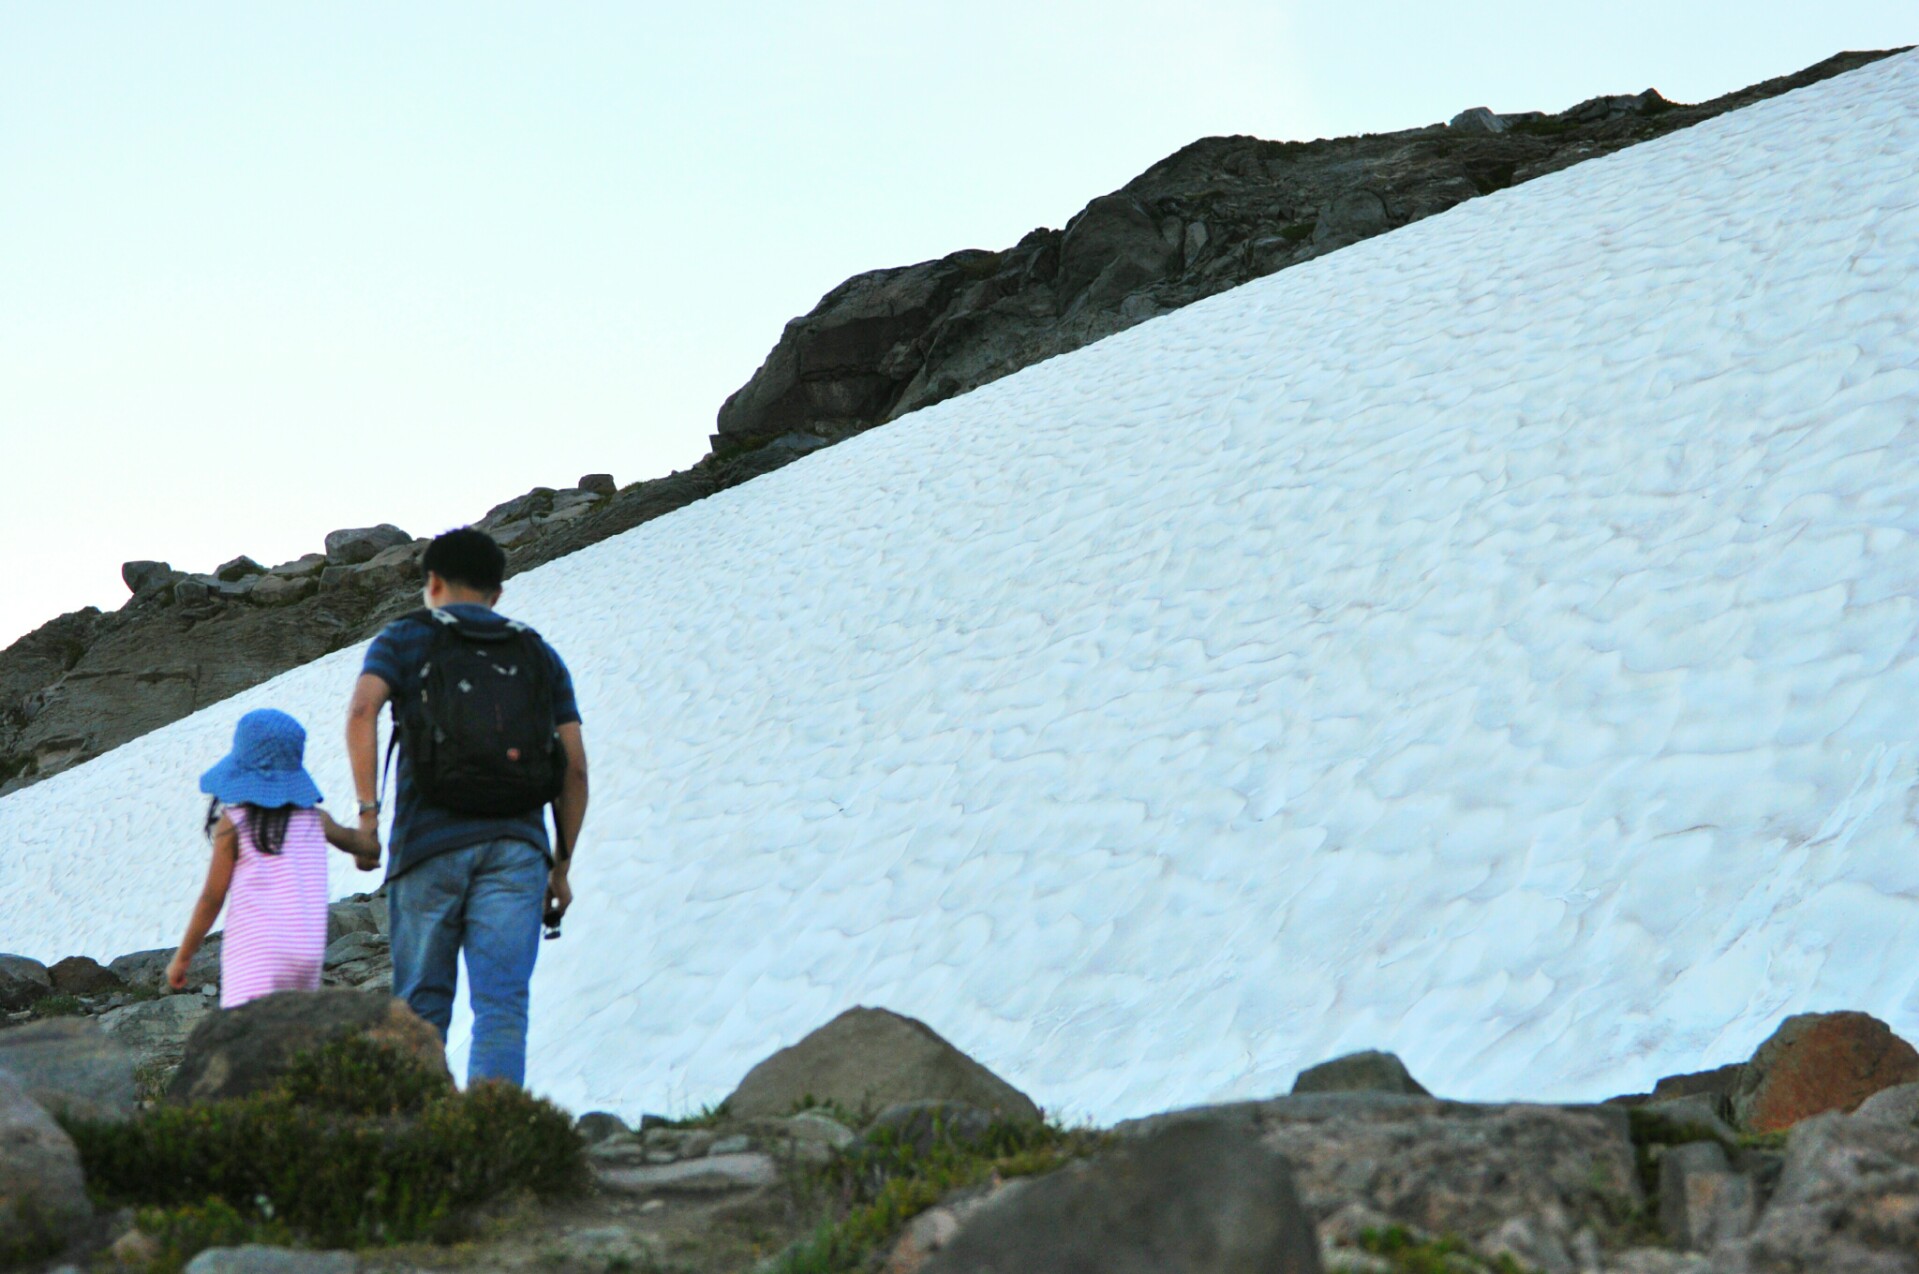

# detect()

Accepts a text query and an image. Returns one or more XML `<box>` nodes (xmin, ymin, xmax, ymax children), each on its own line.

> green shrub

<box><xmin>768</xmin><ymin>1118</ymin><xmax>1102</xmax><ymax>1274</ymax></box>
<box><xmin>136</xmin><ymin>1199</ymin><xmax>290</xmax><ymax>1274</ymax></box>
<box><xmin>28</xmin><ymin>994</ymin><xmax>84</xmax><ymax>1019</ymax></box>
<box><xmin>62</xmin><ymin>1039</ymin><xmax>587</xmax><ymax>1253</ymax></box>
<box><xmin>1353</xmin><ymin>1225</ymin><xmax>1532</xmax><ymax>1273</ymax></box>
<box><xmin>276</xmin><ymin>1033</ymin><xmax>451</xmax><ymax>1116</ymax></box>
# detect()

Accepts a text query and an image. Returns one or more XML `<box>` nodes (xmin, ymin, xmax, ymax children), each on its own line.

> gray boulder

<box><xmin>214</xmin><ymin>556</ymin><xmax>265</xmax><ymax>582</ymax></box>
<box><xmin>0</xmin><ymin>1017</ymin><xmax>137</xmax><ymax>1121</ymax></box>
<box><xmin>111</xmin><ymin>941</ymin><xmax>220</xmax><ymax>993</ymax></box>
<box><xmin>0</xmin><ymin>954</ymin><xmax>52</xmax><ymax>1010</ymax></box>
<box><xmin>921</xmin><ymin>1119</ymin><xmax>1322</xmax><ymax>1273</ymax></box>
<box><xmin>323</xmin><ymin>524</ymin><xmax>411</xmax><ymax>567</ymax></box>
<box><xmin>46</xmin><ymin>955</ymin><xmax>123</xmax><ymax>996</ymax></box>
<box><xmin>1853</xmin><ymin>1081</ymin><xmax>1919</xmax><ymax>1126</ymax></box>
<box><xmin>184</xmin><ymin>1247</ymin><xmax>356</xmax><ymax>1274</ymax></box>
<box><xmin>0</xmin><ymin>1070</ymin><xmax>91</xmax><ymax>1260</ymax></box>
<box><xmin>578</xmin><ymin>473</ymin><xmax>617</xmax><ymax>496</ymax></box>
<box><xmin>1119</xmin><ymin>1094</ymin><xmax>1640</xmax><ymax>1270</ymax></box>
<box><xmin>98</xmin><ymin>994</ymin><xmax>215</xmax><ymax>1078</ymax></box>
<box><xmin>1714</xmin><ymin>1111</ymin><xmax>1919</xmax><ymax>1271</ymax></box>
<box><xmin>1291</xmin><ymin>1049</ymin><xmax>1430</xmax><ymax>1096</ymax></box>
<box><xmin>267</xmin><ymin>553</ymin><xmax>328</xmax><ymax>579</ymax></box>
<box><xmin>1450</xmin><ymin>106</ymin><xmax>1508</xmax><ymax>134</ymax></box>
<box><xmin>120</xmin><ymin>560</ymin><xmax>177</xmax><ymax>595</ymax></box>
<box><xmin>169</xmin><ymin>990</ymin><xmax>447</xmax><ymax>1103</ymax></box>
<box><xmin>172</xmin><ymin>577</ymin><xmax>213</xmax><ymax>607</ymax></box>
<box><xmin>1657</xmin><ymin>1139</ymin><xmax>1756</xmax><ymax>1251</ymax></box>
<box><xmin>723</xmin><ymin>1006</ymin><xmax>1039</xmax><ymax>1123</ymax></box>
<box><xmin>250</xmin><ymin>574</ymin><xmax>318</xmax><ymax>608</ymax></box>
<box><xmin>575</xmin><ymin>1111</ymin><xmax>631</xmax><ymax>1144</ymax></box>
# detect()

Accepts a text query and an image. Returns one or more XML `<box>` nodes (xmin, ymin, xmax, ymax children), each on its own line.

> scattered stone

<box><xmin>920</xmin><ymin>1119</ymin><xmax>1321</xmax><ymax>1274</ymax></box>
<box><xmin>46</xmin><ymin>955</ymin><xmax>123</xmax><ymax>996</ymax></box>
<box><xmin>1853</xmin><ymin>1081</ymin><xmax>1919</xmax><ymax>1126</ymax></box>
<box><xmin>724</xmin><ymin>1006</ymin><xmax>1040</xmax><ymax>1123</ymax></box>
<box><xmin>110</xmin><ymin>942</ymin><xmax>219</xmax><ymax>993</ymax></box>
<box><xmin>98</xmin><ymin>994</ymin><xmax>214</xmax><ymax>1079</ymax></box>
<box><xmin>1658</xmin><ymin>1139</ymin><xmax>1756</xmax><ymax>1251</ymax></box>
<box><xmin>0</xmin><ymin>1070</ymin><xmax>91</xmax><ymax>1260</ymax></box>
<box><xmin>0</xmin><ymin>1018</ymin><xmax>137</xmax><ymax>1122</ymax></box>
<box><xmin>326</xmin><ymin>894</ymin><xmax>388</xmax><ymax>943</ymax></box>
<box><xmin>0</xmin><ymin>954</ymin><xmax>53</xmax><ymax>1011</ymax></box>
<box><xmin>267</xmin><ymin>553</ymin><xmax>328</xmax><ymax>580</ymax></box>
<box><xmin>1291</xmin><ymin>1049</ymin><xmax>1430</xmax><ymax>1097</ymax></box>
<box><xmin>183</xmin><ymin>1246</ymin><xmax>357</xmax><ymax>1274</ymax></box>
<box><xmin>213</xmin><ymin>556</ymin><xmax>265</xmax><ymax>582</ymax></box>
<box><xmin>578</xmin><ymin>473</ymin><xmax>617</xmax><ymax>496</ymax></box>
<box><xmin>322</xmin><ymin>932</ymin><xmax>387</xmax><ymax>969</ymax></box>
<box><xmin>1450</xmin><ymin>107</ymin><xmax>1508</xmax><ymax>134</ymax></box>
<box><xmin>322</xmin><ymin>524</ymin><xmax>411</xmax><ymax>567</ymax></box>
<box><xmin>171</xmin><ymin>577</ymin><xmax>212</xmax><ymax>607</ymax></box>
<box><xmin>120</xmin><ymin>560</ymin><xmax>176</xmax><ymax>595</ymax></box>
<box><xmin>593</xmin><ymin>1152</ymin><xmax>779</xmax><ymax>1196</ymax></box>
<box><xmin>1731</xmin><ymin>1011</ymin><xmax>1919</xmax><ymax>1133</ymax></box>
<box><xmin>168</xmin><ymin>990</ymin><xmax>447</xmax><ymax>1103</ymax></box>
<box><xmin>865</xmin><ymin>1100</ymin><xmax>996</xmax><ymax>1154</ymax></box>
<box><xmin>249</xmin><ymin>574</ymin><xmax>318</xmax><ymax>608</ymax></box>
<box><xmin>1606</xmin><ymin>1253</ymin><xmax>1712</xmax><ymax>1274</ymax></box>
<box><xmin>1651</xmin><ymin>1061</ymin><xmax>1746</xmax><ymax>1105</ymax></box>
<box><xmin>709</xmin><ymin>1133</ymin><xmax>751</xmax><ymax>1155</ymax></box>
<box><xmin>576</xmin><ymin>1111</ymin><xmax>631</xmax><ymax>1144</ymax></box>
<box><xmin>109</xmin><ymin>1228</ymin><xmax>163</xmax><ymax>1266</ymax></box>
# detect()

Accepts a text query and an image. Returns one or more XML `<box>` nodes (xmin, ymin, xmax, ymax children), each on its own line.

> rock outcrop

<box><xmin>167</xmin><ymin>990</ymin><xmax>447</xmax><ymax>1103</ymax></box>
<box><xmin>0</xmin><ymin>49</ymin><xmax>1900</xmax><ymax>795</ymax></box>
<box><xmin>1731</xmin><ymin>1011</ymin><xmax>1919</xmax><ymax>1133</ymax></box>
<box><xmin>723</xmin><ymin>1006</ymin><xmax>1040</xmax><ymax>1123</ymax></box>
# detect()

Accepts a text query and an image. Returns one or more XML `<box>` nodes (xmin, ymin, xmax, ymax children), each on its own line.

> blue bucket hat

<box><xmin>199</xmin><ymin>708</ymin><xmax>324</xmax><ymax>808</ymax></box>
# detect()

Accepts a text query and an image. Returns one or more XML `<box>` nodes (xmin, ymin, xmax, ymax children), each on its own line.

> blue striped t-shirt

<box><xmin>362</xmin><ymin>604</ymin><xmax>581</xmax><ymax>880</ymax></box>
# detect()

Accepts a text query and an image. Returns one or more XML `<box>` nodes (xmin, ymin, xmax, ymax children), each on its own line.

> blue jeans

<box><xmin>389</xmin><ymin>837</ymin><xmax>547</xmax><ymax>1087</ymax></box>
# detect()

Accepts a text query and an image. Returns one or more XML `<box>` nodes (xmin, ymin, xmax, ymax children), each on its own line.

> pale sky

<box><xmin>3</xmin><ymin>3</ymin><xmax>1912</xmax><ymax>648</ymax></box>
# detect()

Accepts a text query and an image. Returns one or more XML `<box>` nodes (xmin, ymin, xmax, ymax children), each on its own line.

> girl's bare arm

<box><xmin>168</xmin><ymin>817</ymin><xmax>238</xmax><ymax>989</ymax></box>
<box><xmin>319</xmin><ymin>809</ymin><xmax>381</xmax><ymax>870</ymax></box>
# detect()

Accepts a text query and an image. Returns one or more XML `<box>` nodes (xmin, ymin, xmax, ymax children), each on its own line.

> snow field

<box><xmin>3</xmin><ymin>50</ymin><xmax>1918</xmax><ymax>1123</ymax></box>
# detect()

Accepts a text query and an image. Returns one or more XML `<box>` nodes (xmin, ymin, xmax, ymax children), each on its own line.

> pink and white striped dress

<box><xmin>221</xmin><ymin>805</ymin><xmax>329</xmax><ymax>1008</ymax></box>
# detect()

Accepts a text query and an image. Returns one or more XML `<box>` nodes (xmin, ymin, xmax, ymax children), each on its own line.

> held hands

<box><xmin>355</xmin><ymin>810</ymin><xmax>383</xmax><ymax>872</ymax></box>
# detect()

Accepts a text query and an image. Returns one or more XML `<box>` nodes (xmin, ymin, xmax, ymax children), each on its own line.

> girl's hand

<box><xmin>166</xmin><ymin>952</ymin><xmax>191</xmax><ymax>992</ymax></box>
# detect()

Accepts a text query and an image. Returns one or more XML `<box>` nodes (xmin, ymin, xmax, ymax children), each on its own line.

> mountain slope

<box><xmin>3</xmin><ymin>50</ymin><xmax>1917</xmax><ymax>1124</ymax></box>
<box><xmin>2</xmin><ymin>50</ymin><xmax>1898</xmax><ymax>796</ymax></box>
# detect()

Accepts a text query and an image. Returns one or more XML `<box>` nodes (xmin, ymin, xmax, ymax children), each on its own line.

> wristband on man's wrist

<box><xmin>358</xmin><ymin>800</ymin><xmax>380</xmax><ymax>815</ymax></box>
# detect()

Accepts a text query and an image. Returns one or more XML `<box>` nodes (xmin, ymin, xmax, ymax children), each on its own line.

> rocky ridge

<box><xmin>0</xmin><ymin>48</ymin><xmax>1901</xmax><ymax>796</ymax></box>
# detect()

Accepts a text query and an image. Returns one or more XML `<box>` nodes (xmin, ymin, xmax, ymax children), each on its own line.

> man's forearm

<box><xmin>553</xmin><ymin>769</ymin><xmax>588</xmax><ymax>863</ymax></box>
<box><xmin>347</xmin><ymin>711</ymin><xmax>381</xmax><ymax>805</ymax></box>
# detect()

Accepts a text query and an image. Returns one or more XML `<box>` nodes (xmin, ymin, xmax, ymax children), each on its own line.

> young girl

<box><xmin>168</xmin><ymin>708</ymin><xmax>380</xmax><ymax>1006</ymax></box>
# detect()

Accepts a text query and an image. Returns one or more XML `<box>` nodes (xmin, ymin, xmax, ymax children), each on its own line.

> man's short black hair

<box><xmin>422</xmin><ymin>527</ymin><xmax>507</xmax><ymax>593</ymax></box>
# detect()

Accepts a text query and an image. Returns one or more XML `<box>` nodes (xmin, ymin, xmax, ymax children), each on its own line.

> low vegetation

<box><xmin>60</xmin><ymin>1037</ymin><xmax>588</xmax><ymax>1272</ymax></box>
<box><xmin>765</xmin><ymin>1113</ymin><xmax>1106</xmax><ymax>1274</ymax></box>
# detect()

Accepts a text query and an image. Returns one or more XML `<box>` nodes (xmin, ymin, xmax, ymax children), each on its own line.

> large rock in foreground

<box><xmin>0</xmin><ymin>1070</ymin><xmax>91</xmax><ymax>1262</ymax></box>
<box><xmin>0</xmin><ymin>1017</ymin><xmax>137</xmax><ymax>1121</ymax></box>
<box><xmin>1731</xmin><ymin>1011</ymin><xmax>1919</xmax><ymax>1133</ymax></box>
<box><xmin>1715</xmin><ymin>1110</ymin><xmax>1919</xmax><ymax>1272</ymax></box>
<box><xmin>1120</xmin><ymin>1094</ymin><xmax>1641</xmax><ymax>1272</ymax></box>
<box><xmin>922</xmin><ymin>1119</ymin><xmax>1321</xmax><ymax>1274</ymax></box>
<box><xmin>723</xmin><ymin>1007</ymin><xmax>1040</xmax><ymax>1123</ymax></box>
<box><xmin>168</xmin><ymin>990</ymin><xmax>448</xmax><ymax>1103</ymax></box>
<box><xmin>0</xmin><ymin>954</ymin><xmax>52</xmax><ymax>1011</ymax></box>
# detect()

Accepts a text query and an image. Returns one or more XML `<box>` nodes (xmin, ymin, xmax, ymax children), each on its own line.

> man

<box><xmin>347</xmin><ymin>526</ymin><xmax>588</xmax><ymax>1087</ymax></box>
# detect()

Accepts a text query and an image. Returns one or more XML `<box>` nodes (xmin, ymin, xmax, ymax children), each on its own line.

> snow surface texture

<box><xmin>5</xmin><ymin>53</ymin><xmax>1919</xmax><ymax>1123</ymax></box>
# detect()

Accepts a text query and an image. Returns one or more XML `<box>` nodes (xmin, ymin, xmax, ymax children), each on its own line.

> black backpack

<box><xmin>385</xmin><ymin>608</ymin><xmax>567</xmax><ymax>817</ymax></box>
